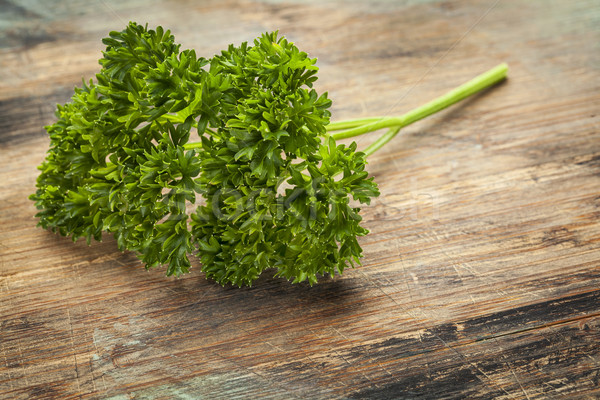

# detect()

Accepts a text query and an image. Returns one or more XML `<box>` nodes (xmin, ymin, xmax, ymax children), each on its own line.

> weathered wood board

<box><xmin>1</xmin><ymin>0</ymin><xmax>599</xmax><ymax>398</ymax></box>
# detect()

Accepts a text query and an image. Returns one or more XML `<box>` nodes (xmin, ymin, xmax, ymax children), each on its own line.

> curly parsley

<box><xmin>30</xmin><ymin>22</ymin><xmax>507</xmax><ymax>286</ymax></box>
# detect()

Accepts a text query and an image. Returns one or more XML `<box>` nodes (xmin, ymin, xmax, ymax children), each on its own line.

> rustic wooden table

<box><xmin>1</xmin><ymin>1</ymin><xmax>599</xmax><ymax>399</ymax></box>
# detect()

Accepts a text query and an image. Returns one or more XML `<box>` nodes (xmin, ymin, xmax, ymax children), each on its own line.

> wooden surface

<box><xmin>1</xmin><ymin>0</ymin><xmax>599</xmax><ymax>398</ymax></box>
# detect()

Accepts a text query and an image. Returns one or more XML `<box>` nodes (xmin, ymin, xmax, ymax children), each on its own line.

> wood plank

<box><xmin>1</xmin><ymin>0</ymin><xmax>599</xmax><ymax>398</ymax></box>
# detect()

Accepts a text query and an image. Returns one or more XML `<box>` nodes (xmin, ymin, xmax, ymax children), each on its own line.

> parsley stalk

<box><xmin>328</xmin><ymin>63</ymin><xmax>508</xmax><ymax>154</ymax></box>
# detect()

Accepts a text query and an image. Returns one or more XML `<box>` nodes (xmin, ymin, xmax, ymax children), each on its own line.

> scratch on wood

<box><xmin>0</xmin><ymin>341</ymin><xmax>14</xmax><ymax>390</ymax></box>
<box><xmin>66</xmin><ymin>307</ymin><xmax>82</xmax><ymax>393</ymax></box>
<box><xmin>86</xmin><ymin>304</ymin><xmax>107</xmax><ymax>391</ymax></box>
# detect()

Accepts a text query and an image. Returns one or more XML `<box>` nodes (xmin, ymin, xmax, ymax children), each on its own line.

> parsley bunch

<box><xmin>31</xmin><ymin>22</ymin><xmax>507</xmax><ymax>286</ymax></box>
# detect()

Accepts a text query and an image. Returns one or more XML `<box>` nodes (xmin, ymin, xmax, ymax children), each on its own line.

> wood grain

<box><xmin>1</xmin><ymin>0</ymin><xmax>599</xmax><ymax>398</ymax></box>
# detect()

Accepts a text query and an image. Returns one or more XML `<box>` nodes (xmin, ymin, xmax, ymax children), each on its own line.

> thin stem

<box><xmin>363</xmin><ymin>126</ymin><xmax>401</xmax><ymax>156</ymax></box>
<box><xmin>326</xmin><ymin>117</ymin><xmax>383</xmax><ymax>131</ymax></box>
<box><xmin>181</xmin><ymin>128</ymin><xmax>216</xmax><ymax>150</ymax></box>
<box><xmin>184</xmin><ymin>141</ymin><xmax>202</xmax><ymax>150</ymax></box>
<box><xmin>331</xmin><ymin>63</ymin><xmax>508</xmax><ymax>141</ymax></box>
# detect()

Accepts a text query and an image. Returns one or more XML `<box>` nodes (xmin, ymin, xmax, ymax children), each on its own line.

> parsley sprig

<box><xmin>30</xmin><ymin>22</ymin><xmax>507</xmax><ymax>286</ymax></box>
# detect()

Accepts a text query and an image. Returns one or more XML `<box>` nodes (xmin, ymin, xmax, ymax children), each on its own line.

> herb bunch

<box><xmin>31</xmin><ymin>22</ymin><xmax>507</xmax><ymax>286</ymax></box>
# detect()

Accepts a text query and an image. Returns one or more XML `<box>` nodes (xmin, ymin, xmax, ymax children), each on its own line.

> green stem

<box><xmin>184</xmin><ymin>141</ymin><xmax>203</xmax><ymax>150</ymax></box>
<box><xmin>363</xmin><ymin>126</ymin><xmax>402</xmax><ymax>156</ymax></box>
<box><xmin>326</xmin><ymin>117</ymin><xmax>383</xmax><ymax>131</ymax></box>
<box><xmin>330</xmin><ymin>63</ymin><xmax>508</xmax><ymax>142</ymax></box>
<box><xmin>181</xmin><ymin>128</ymin><xmax>215</xmax><ymax>150</ymax></box>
